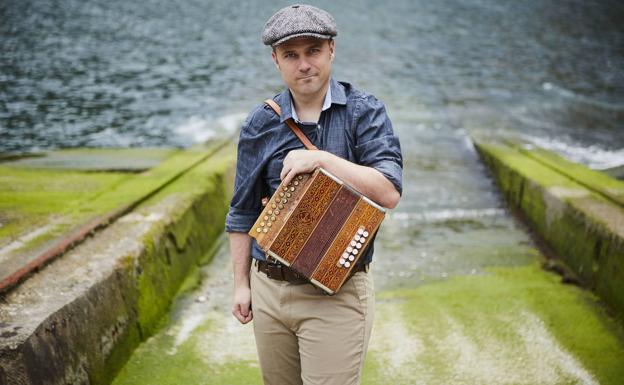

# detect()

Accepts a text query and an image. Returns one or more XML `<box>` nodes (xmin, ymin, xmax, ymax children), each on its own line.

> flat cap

<box><xmin>262</xmin><ymin>4</ymin><xmax>337</xmax><ymax>47</ymax></box>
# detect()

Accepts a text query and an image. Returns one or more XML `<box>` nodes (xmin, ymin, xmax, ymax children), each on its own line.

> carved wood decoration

<box><xmin>249</xmin><ymin>168</ymin><xmax>385</xmax><ymax>294</ymax></box>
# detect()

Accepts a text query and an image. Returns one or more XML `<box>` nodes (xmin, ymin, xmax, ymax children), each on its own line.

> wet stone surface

<box><xmin>113</xmin><ymin>238</ymin><xmax>624</xmax><ymax>385</ymax></box>
<box><xmin>1</xmin><ymin>148</ymin><xmax>176</xmax><ymax>172</ymax></box>
<box><xmin>114</xmin><ymin>104</ymin><xmax>624</xmax><ymax>384</ymax></box>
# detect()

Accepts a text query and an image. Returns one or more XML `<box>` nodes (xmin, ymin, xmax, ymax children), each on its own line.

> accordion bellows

<box><xmin>249</xmin><ymin>168</ymin><xmax>385</xmax><ymax>294</ymax></box>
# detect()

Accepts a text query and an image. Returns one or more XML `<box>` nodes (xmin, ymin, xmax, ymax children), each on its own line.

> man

<box><xmin>225</xmin><ymin>4</ymin><xmax>402</xmax><ymax>385</ymax></box>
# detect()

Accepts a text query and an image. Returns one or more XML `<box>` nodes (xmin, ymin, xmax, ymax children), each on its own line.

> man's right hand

<box><xmin>232</xmin><ymin>285</ymin><xmax>253</xmax><ymax>324</ymax></box>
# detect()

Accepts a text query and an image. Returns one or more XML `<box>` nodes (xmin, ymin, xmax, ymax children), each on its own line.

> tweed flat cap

<box><xmin>262</xmin><ymin>4</ymin><xmax>337</xmax><ymax>47</ymax></box>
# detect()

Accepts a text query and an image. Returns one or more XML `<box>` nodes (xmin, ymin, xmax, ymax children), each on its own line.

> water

<box><xmin>1</xmin><ymin>0</ymin><xmax>623</xmax><ymax>165</ymax></box>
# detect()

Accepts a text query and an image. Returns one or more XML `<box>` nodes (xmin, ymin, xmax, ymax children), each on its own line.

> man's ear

<box><xmin>271</xmin><ymin>50</ymin><xmax>280</xmax><ymax>70</ymax></box>
<box><xmin>329</xmin><ymin>40</ymin><xmax>335</xmax><ymax>61</ymax></box>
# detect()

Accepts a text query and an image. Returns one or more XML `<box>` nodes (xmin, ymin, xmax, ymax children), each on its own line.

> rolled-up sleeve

<box><xmin>225</xmin><ymin>110</ymin><xmax>268</xmax><ymax>233</ymax></box>
<box><xmin>353</xmin><ymin>95</ymin><xmax>403</xmax><ymax>195</ymax></box>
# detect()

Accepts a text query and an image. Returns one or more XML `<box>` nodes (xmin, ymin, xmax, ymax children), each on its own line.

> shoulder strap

<box><xmin>264</xmin><ymin>99</ymin><xmax>319</xmax><ymax>151</ymax></box>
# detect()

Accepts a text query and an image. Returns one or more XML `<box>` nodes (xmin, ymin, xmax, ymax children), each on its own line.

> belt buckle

<box><xmin>266</xmin><ymin>263</ymin><xmax>283</xmax><ymax>280</ymax></box>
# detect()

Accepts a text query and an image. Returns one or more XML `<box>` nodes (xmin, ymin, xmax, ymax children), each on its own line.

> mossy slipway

<box><xmin>112</xmin><ymin>235</ymin><xmax>624</xmax><ymax>385</ymax></box>
<box><xmin>2</xmin><ymin>141</ymin><xmax>624</xmax><ymax>384</ymax></box>
<box><xmin>0</xmin><ymin>142</ymin><xmax>236</xmax><ymax>385</ymax></box>
<box><xmin>113</xmin><ymin>142</ymin><xmax>624</xmax><ymax>385</ymax></box>
<box><xmin>0</xmin><ymin>144</ymin><xmax>226</xmax><ymax>292</ymax></box>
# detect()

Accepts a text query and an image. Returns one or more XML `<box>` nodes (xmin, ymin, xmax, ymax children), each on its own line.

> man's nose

<box><xmin>298</xmin><ymin>58</ymin><xmax>312</xmax><ymax>72</ymax></box>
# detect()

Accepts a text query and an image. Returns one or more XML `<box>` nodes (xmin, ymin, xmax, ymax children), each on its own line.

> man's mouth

<box><xmin>297</xmin><ymin>75</ymin><xmax>317</xmax><ymax>80</ymax></box>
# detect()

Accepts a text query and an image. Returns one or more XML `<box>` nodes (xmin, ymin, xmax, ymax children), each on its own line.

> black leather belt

<box><xmin>256</xmin><ymin>260</ymin><xmax>367</xmax><ymax>284</ymax></box>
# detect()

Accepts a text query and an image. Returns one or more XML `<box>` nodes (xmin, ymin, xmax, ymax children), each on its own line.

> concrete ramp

<box><xmin>474</xmin><ymin>139</ymin><xmax>624</xmax><ymax>318</ymax></box>
<box><xmin>0</xmin><ymin>141</ymin><xmax>236</xmax><ymax>385</ymax></box>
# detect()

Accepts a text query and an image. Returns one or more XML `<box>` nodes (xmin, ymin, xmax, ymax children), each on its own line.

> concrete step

<box><xmin>474</xmin><ymin>139</ymin><xmax>624</xmax><ymax>318</ymax></box>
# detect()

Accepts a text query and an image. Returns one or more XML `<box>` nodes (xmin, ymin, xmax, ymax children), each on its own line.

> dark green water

<box><xmin>1</xmin><ymin>0</ymin><xmax>623</xmax><ymax>161</ymax></box>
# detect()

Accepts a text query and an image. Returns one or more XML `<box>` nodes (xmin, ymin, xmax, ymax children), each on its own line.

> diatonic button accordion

<box><xmin>249</xmin><ymin>168</ymin><xmax>385</xmax><ymax>294</ymax></box>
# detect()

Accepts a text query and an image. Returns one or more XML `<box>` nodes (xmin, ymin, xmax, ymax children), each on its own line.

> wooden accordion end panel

<box><xmin>249</xmin><ymin>168</ymin><xmax>385</xmax><ymax>294</ymax></box>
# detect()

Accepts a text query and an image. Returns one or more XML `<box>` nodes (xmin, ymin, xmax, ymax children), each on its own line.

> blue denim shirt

<box><xmin>225</xmin><ymin>78</ymin><xmax>403</xmax><ymax>263</ymax></box>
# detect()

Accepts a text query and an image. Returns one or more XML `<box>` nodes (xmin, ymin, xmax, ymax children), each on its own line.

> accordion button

<box><xmin>356</xmin><ymin>243</ymin><xmax>362</xmax><ymax>249</ymax></box>
<box><xmin>278</xmin><ymin>204</ymin><xmax>284</xmax><ymax>209</ymax></box>
<box><xmin>260</xmin><ymin>222</ymin><xmax>265</xmax><ymax>226</ymax></box>
<box><xmin>346</xmin><ymin>247</ymin><xmax>353</xmax><ymax>253</ymax></box>
<box><xmin>294</xmin><ymin>181</ymin><xmax>299</xmax><ymax>186</ymax></box>
<box><xmin>357</xmin><ymin>228</ymin><xmax>364</xmax><ymax>235</ymax></box>
<box><xmin>350</xmin><ymin>240</ymin><xmax>357</xmax><ymax>247</ymax></box>
<box><xmin>262</xmin><ymin>228</ymin><xmax>268</xmax><ymax>233</ymax></box>
<box><xmin>256</xmin><ymin>228</ymin><xmax>262</xmax><ymax>233</ymax></box>
<box><xmin>264</xmin><ymin>215</ymin><xmax>269</xmax><ymax>221</ymax></box>
<box><xmin>286</xmin><ymin>192</ymin><xmax>292</xmax><ymax>198</ymax></box>
<box><xmin>274</xmin><ymin>209</ymin><xmax>280</xmax><ymax>215</ymax></box>
<box><xmin>268</xmin><ymin>210</ymin><xmax>273</xmax><ymax>215</ymax></box>
<box><xmin>348</xmin><ymin>255</ymin><xmax>355</xmax><ymax>262</ymax></box>
<box><xmin>339</xmin><ymin>258</ymin><xmax>346</xmax><ymax>265</ymax></box>
<box><xmin>281</xmin><ymin>198</ymin><xmax>288</xmax><ymax>203</ymax></box>
<box><xmin>353</xmin><ymin>249</ymin><xmax>358</xmax><ymax>255</ymax></box>
<box><xmin>279</xmin><ymin>192</ymin><xmax>284</xmax><ymax>197</ymax></box>
<box><xmin>363</xmin><ymin>231</ymin><xmax>369</xmax><ymax>237</ymax></box>
<box><xmin>345</xmin><ymin>261</ymin><xmax>351</xmax><ymax>268</ymax></box>
<box><xmin>271</xmin><ymin>204</ymin><xmax>277</xmax><ymax>209</ymax></box>
<box><xmin>271</xmin><ymin>216</ymin><xmax>276</xmax><ymax>221</ymax></box>
<box><xmin>283</xmin><ymin>186</ymin><xmax>289</xmax><ymax>191</ymax></box>
<box><xmin>267</xmin><ymin>222</ymin><xmax>272</xmax><ymax>227</ymax></box>
<box><xmin>354</xmin><ymin>235</ymin><xmax>361</xmax><ymax>241</ymax></box>
<box><xmin>297</xmin><ymin>175</ymin><xmax>303</xmax><ymax>180</ymax></box>
<box><xmin>290</xmin><ymin>187</ymin><xmax>295</xmax><ymax>192</ymax></box>
<box><xmin>342</xmin><ymin>252</ymin><xmax>349</xmax><ymax>259</ymax></box>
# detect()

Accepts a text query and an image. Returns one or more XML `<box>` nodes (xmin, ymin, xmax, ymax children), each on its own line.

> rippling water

<box><xmin>1</xmin><ymin>0</ymin><xmax>623</xmax><ymax>161</ymax></box>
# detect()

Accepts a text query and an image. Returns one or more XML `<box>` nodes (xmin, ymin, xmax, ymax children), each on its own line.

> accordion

<box><xmin>249</xmin><ymin>167</ymin><xmax>385</xmax><ymax>294</ymax></box>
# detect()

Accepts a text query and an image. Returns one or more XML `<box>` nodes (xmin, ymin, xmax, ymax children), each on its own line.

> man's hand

<box><xmin>232</xmin><ymin>285</ymin><xmax>253</xmax><ymax>324</ymax></box>
<box><xmin>280</xmin><ymin>149</ymin><xmax>325</xmax><ymax>186</ymax></box>
<box><xmin>280</xmin><ymin>149</ymin><xmax>400</xmax><ymax>209</ymax></box>
<box><xmin>229</xmin><ymin>233</ymin><xmax>253</xmax><ymax>324</ymax></box>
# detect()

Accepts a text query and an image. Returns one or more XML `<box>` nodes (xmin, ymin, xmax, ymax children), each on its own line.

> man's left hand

<box><xmin>280</xmin><ymin>149</ymin><xmax>326</xmax><ymax>185</ymax></box>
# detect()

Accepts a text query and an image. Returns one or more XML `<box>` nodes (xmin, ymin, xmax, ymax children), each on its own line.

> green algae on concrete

<box><xmin>362</xmin><ymin>263</ymin><xmax>624</xmax><ymax>385</ymax></box>
<box><xmin>112</xmin><ymin>313</ymin><xmax>262</xmax><ymax>385</ymax></box>
<box><xmin>515</xmin><ymin>146</ymin><xmax>624</xmax><ymax>207</ymax></box>
<box><xmin>112</xmin><ymin>239</ymin><xmax>262</xmax><ymax>385</ymax></box>
<box><xmin>0</xmin><ymin>166</ymin><xmax>131</xmax><ymax>242</ymax></box>
<box><xmin>474</xmin><ymin>141</ymin><xmax>624</xmax><ymax>319</ymax></box>
<box><xmin>0</xmin><ymin>141</ymin><xmax>232</xmax><ymax>291</ymax></box>
<box><xmin>0</xmin><ymin>142</ymin><xmax>237</xmax><ymax>385</ymax></box>
<box><xmin>112</xmin><ymin>240</ymin><xmax>624</xmax><ymax>385</ymax></box>
<box><xmin>132</xmin><ymin>144</ymin><xmax>236</xmax><ymax>338</ymax></box>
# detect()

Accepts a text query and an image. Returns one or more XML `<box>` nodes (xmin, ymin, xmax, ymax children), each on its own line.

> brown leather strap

<box><xmin>264</xmin><ymin>99</ymin><xmax>319</xmax><ymax>151</ymax></box>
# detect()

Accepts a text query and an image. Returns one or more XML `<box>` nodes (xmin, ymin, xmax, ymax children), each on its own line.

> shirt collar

<box><xmin>276</xmin><ymin>78</ymin><xmax>347</xmax><ymax>124</ymax></box>
<box><xmin>291</xmin><ymin>84</ymin><xmax>331</xmax><ymax>123</ymax></box>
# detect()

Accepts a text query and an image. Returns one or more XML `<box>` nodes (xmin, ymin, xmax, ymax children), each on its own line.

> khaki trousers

<box><xmin>250</xmin><ymin>261</ymin><xmax>375</xmax><ymax>385</ymax></box>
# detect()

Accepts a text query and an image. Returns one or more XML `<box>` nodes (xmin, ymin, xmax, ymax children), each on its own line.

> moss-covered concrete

<box><xmin>515</xmin><ymin>145</ymin><xmax>624</xmax><ymax>207</ymax></box>
<box><xmin>362</xmin><ymin>263</ymin><xmax>624</xmax><ymax>385</ymax></box>
<box><xmin>0</xmin><ymin>142</ymin><xmax>229</xmax><ymax>290</ymax></box>
<box><xmin>111</xmin><ymin>242</ymin><xmax>624</xmax><ymax>385</ymax></box>
<box><xmin>0</xmin><ymin>142</ymin><xmax>236</xmax><ymax>385</ymax></box>
<box><xmin>474</xmin><ymin>141</ymin><xmax>624</xmax><ymax>319</ymax></box>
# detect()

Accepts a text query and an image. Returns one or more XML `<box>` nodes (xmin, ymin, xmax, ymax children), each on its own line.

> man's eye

<box><xmin>285</xmin><ymin>53</ymin><xmax>296</xmax><ymax>59</ymax></box>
